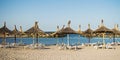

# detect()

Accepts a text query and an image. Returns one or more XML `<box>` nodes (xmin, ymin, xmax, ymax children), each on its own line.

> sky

<box><xmin>0</xmin><ymin>0</ymin><xmax>120</xmax><ymax>31</ymax></box>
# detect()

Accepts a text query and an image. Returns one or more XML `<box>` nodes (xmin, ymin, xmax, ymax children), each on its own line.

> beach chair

<box><xmin>82</xmin><ymin>43</ymin><xmax>85</xmax><ymax>46</ymax></box>
<box><xmin>67</xmin><ymin>45</ymin><xmax>72</xmax><ymax>50</ymax></box>
<box><xmin>24</xmin><ymin>44</ymin><xmax>35</xmax><ymax>49</ymax></box>
<box><xmin>38</xmin><ymin>43</ymin><xmax>45</xmax><ymax>49</ymax></box>
<box><xmin>94</xmin><ymin>45</ymin><xmax>99</xmax><ymax>49</ymax></box>
<box><xmin>0</xmin><ymin>44</ymin><xmax>4</xmax><ymax>48</ymax></box>
<box><xmin>73</xmin><ymin>45</ymin><xmax>77</xmax><ymax>50</ymax></box>
<box><xmin>117</xmin><ymin>42</ymin><xmax>120</xmax><ymax>45</ymax></box>
<box><xmin>94</xmin><ymin>45</ymin><xmax>102</xmax><ymax>49</ymax></box>
<box><xmin>5</xmin><ymin>45</ymin><xmax>10</xmax><ymax>48</ymax></box>
<box><xmin>58</xmin><ymin>46</ymin><xmax>62</xmax><ymax>50</ymax></box>
<box><xmin>106</xmin><ymin>44</ymin><xmax>115</xmax><ymax>49</ymax></box>
<box><xmin>0</xmin><ymin>43</ymin><xmax>10</xmax><ymax>48</ymax></box>
<box><xmin>58</xmin><ymin>44</ymin><xmax>66</xmax><ymax>50</ymax></box>
<box><xmin>9</xmin><ymin>43</ymin><xmax>16</xmax><ymax>48</ymax></box>
<box><xmin>106</xmin><ymin>45</ymin><xmax>113</xmax><ymax>49</ymax></box>
<box><xmin>91</xmin><ymin>43</ymin><xmax>97</xmax><ymax>46</ymax></box>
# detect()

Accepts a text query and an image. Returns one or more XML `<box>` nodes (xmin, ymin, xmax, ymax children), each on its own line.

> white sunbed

<box><xmin>24</xmin><ymin>43</ymin><xmax>45</xmax><ymax>49</ymax></box>
<box><xmin>91</xmin><ymin>43</ymin><xmax>97</xmax><ymax>46</ymax></box>
<box><xmin>117</xmin><ymin>42</ymin><xmax>120</xmax><ymax>45</ymax></box>
<box><xmin>94</xmin><ymin>45</ymin><xmax>103</xmax><ymax>49</ymax></box>
<box><xmin>9</xmin><ymin>43</ymin><xmax>17</xmax><ymax>48</ymax></box>
<box><xmin>72</xmin><ymin>45</ymin><xmax>77</xmax><ymax>50</ymax></box>
<box><xmin>0</xmin><ymin>44</ymin><xmax>10</xmax><ymax>48</ymax></box>
<box><xmin>0</xmin><ymin>44</ymin><xmax>4</xmax><ymax>48</ymax></box>
<box><xmin>106</xmin><ymin>44</ymin><xmax>115</xmax><ymax>49</ymax></box>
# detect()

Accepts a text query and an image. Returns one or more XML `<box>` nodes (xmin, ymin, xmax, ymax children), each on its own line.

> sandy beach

<box><xmin>0</xmin><ymin>45</ymin><xmax>120</xmax><ymax>60</ymax></box>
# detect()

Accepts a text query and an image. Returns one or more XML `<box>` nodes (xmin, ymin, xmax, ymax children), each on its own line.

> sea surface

<box><xmin>0</xmin><ymin>34</ymin><xmax>120</xmax><ymax>45</ymax></box>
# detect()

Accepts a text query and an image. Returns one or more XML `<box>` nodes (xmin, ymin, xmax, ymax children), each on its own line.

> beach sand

<box><xmin>0</xmin><ymin>45</ymin><xmax>120</xmax><ymax>60</ymax></box>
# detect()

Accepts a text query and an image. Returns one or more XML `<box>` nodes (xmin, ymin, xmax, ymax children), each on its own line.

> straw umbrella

<box><xmin>50</xmin><ymin>26</ymin><xmax>60</xmax><ymax>45</ymax></box>
<box><xmin>77</xmin><ymin>25</ymin><xmax>82</xmax><ymax>45</ymax></box>
<box><xmin>25</xmin><ymin>21</ymin><xmax>45</xmax><ymax>45</ymax></box>
<box><xmin>51</xmin><ymin>26</ymin><xmax>60</xmax><ymax>37</ymax></box>
<box><xmin>18</xmin><ymin>26</ymin><xmax>26</xmax><ymax>44</ymax></box>
<box><xmin>55</xmin><ymin>26</ymin><xmax>61</xmax><ymax>45</ymax></box>
<box><xmin>52</xmin><ymin>25</ymin><xmax>66</xmax><ymax>44</ymax></box>
<box><xmin>52</xmin><ymin>25</ymin><xmax>65</xmax><ymax>37</ymax></box>
<box><xmin>12</xmin><ymin>25</ymin><xmax>19</xmax><ymax>44</ymax></box>
<box><xmin>82</xmin><ymin>24</ymin><xmax>93</xmax><ymax>44</ymax></box>
<box><xmin>112</xmin><ymin>24</ymin><xmax>120</xmax><ymax>43</ymax></box>
<box><xmin>0</xmin><ymin>22</ymin><xmax>12</xmax><ymax>45</ymax></box>
<box><xmin>59</xmin><ymin>20</ymin><xmax>77</xmax><ymax>46</ymax></box>
<box><xmin>93</xmin><ymin>20</ymin><xmax>113</xmax><ymax>45</ymax></box>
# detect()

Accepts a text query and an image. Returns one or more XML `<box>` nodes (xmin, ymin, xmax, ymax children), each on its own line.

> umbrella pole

<box><xmin>113</xmin><ymin>34</ymin><xmax>115</xmax><ymax>43</ymax></box>
<box><xmin>36</xmin><ymin>34</ymin><xmax>38</xmax><ymax>45</ymax></box>
<box><xmin>33</xmin><ymin>35</ymin><xmax>35</xmax><ymax>45</ymax></box>
<box><xmin>56</xmin><ymin>35</ymin><xmax>58</xmax><ymax>45</ymax></box>
<box><xmin>102</xmin><ymin>33</ymin><xmax>105</xmax><ymax>48</ymax></box>
<box><xmin>102</xmin><ymin>33</ymin><xmax>104</xmax><ymax>44</ymax></box>
<box><xmin>20</xmin><ymin>35</ymin><xmax>23</xmax><ymax>44</ymax></box>
<box><xmin>15</xmin><ymin>35</ymin><xmax>16</xmax><ymax>43</ymax></box>
<box><xmin>78</xmin><ymin>35</ymin><xmax>80</xmax><ymax>45</ymax></box>
<box><xmin>4</xmin><ymin>34</ymin><xmax>6</xmax><ymax>44</ymax></box>
<box><xmin>3</xmin><ymin>32</ymin><xmax>6</xmax><ymax>45</ymax></box>
<box><xmin>62</xmin><ymin>37</ymin><xmax>64</xmax><ymax>44</ymax></box>
<box><xmin>67</xmin><ymin>34</ymin><xmax>70</xmax><ymax>46</ymax></box>
<box><xmin>38</xmin><ymin>34</ymin><xmax>39</xmax><ymax>44</ymax></box>
<box><xmin>89</xmin><ymin>37</ymin><xmax>90</xmax><ymax>45</ymax></box>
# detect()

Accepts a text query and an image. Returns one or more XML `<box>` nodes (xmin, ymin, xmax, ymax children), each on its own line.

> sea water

<box><xmin>0</xmin><ymin>34</ymin><xmax>120</xmax><ymax>45</ymax></box>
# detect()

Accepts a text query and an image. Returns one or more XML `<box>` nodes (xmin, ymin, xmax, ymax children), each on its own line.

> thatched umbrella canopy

<box><xmin>94</xmin><ymin>26</ymin><xmax>113</xmax><ymax>33</ymax></box>
<box><xmin>11</xmin><ymin>25</ymin><xmax>19</xmax><ymax>44</ymax></box>
<box><xmin>82</xmin><ymin>24</ymin><xmax>93</xmax><ymax>44</ymax></box>
<box><xmin>59</xmin><ymin>20</ymin><xmax>77</xmax><ymax>46</ymax></box>
<box><xmin>112</xmin><ymin>24</ymin><xmax>120</xmax><ymax>43</ymax></box>
<box><xmin>51</xmin><ymin>25</ymin><xmax>66</xmax><ymax>45</ymax></box>
<box><xmin>25</xmin><ymin>22</ymin><xmax>45</xmax><ymax>35</ymax></box>
<box><xmin>93</xmin><ymin>20</ymin><xmax>113</xmax><ymax>45</ymax></box>
<box><xmin>94</xmin><ymin>20</ymin><xmax>113</xmax><ymax>33</ymax></box>
<box><xmin>52</xmin><ymin>25</ymin><xmax>65</xmax><ymax>37</ymax></box>
<box><xmin>60</xmin><ymin>26</ymin><xmax>76</xmax><ymax>34</ymax></box>
<box><xmin>25</xmin><ymin>21</ymin><xmax>45</xmax><ymax>44</ymax></box>
<box><xmin>0</xmin><ymin>22</ymin><xmax>12</xmax><ymax>44</ymax></box>
<box><xmin>54</xmin><ymin>21</ymin><xmax>76</xmax><ymax>34</ymax></box>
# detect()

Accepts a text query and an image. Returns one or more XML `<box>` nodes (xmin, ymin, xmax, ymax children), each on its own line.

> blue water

<box><xmin>0</xmin><ymin>34</ymin><xmax>120</xmax><ymax>45</ymax></box>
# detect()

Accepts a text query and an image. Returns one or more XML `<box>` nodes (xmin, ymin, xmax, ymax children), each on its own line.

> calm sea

<box><xmin>0</xmin><ymin>34</ymin><xmax>120</xmax><ymax>45</ymax></box>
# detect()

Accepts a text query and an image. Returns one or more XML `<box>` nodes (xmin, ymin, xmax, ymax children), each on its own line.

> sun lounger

<box><xmin>24</xmin><ymin>43</ymin><xmax>45</xmax><ymax>49</ymax></box>
<box><xmin>67</xmin><ymin>46</ymin><xmax>72</xmax><ymax>50</ymax></box>
<box><xmin>91</xmin><ymin>43</ymin><xmax>97</xmax><ymax>46</ymax></box>
<box><xmin>94</xmin><ymin>45</ymin><xmax>103</xmax><ymax>49</ymax></box>
<box><xmin>94</xmin><ymin>46</ymin><xmax>98</xmax><ymax>49</ymax></box>
<box><xmin>58</xmin><ymin>46</ymin><xmax>63</xmax><ymax>50</ymax></box>
<box><xmin>0</xmin><ymin>44</ymin><xmax>4</xmax><ymax>48</ymax></box>
<box><xmin>117</xmin><ymin>42</ymin><xmax>120</xmax><ymax>45</ymax></box>
<box><xmin>0</xmin><ymin>44</ymin><xmax>11</xmax><ymax>48</ymax></box>
<box><xmin>73</xmin><ymin>46</ymin><xmax>77</xmax><ymax>50</ymax></box>
<box><xmin>82</xmin><ymin>43</ymin><xmax>85</xmax><ymax>46</ymax></box>
<box><xmin>38</xmin><ymin>44</ymin><xmax>45</xmax><ymax>49</ymax></box>
<box><xmin>58</xmin><ymin>45</ymin><xmax>66</xmax><ymax>50</ymax></box>
<box><xmin>106</xmin><ymin>44</ymin><xmax>115</xmax><ymax>49</ymax></box>
<box><xmin>106</xmin><ymin>45</ymin><xmax>113</xmax><ymax>49</ymax></box>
